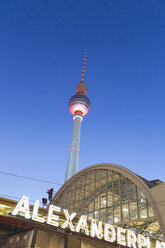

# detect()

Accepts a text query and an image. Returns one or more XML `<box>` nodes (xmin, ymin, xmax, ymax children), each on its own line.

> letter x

<box><xmin>61</xmin><ymin>210</ymin><xmax>76</xmax><ymax>231</ymax></box>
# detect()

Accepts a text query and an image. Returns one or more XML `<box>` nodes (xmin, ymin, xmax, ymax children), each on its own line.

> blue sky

<box><xmin>0</xmin><ymin>0</ymin><xmax>165</xmax><ymax>203</ymax></box>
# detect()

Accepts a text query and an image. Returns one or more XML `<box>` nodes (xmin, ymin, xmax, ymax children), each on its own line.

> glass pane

<box><xmin>114</xmin><ymin>195</ymin><xmax>120</xmax><ymax>206</ymax></box>
<box><xmin>90</xmin><ymin>183</ymin><xmax>95</xmax><ymax>192</ymax></box>
<box><xmin>113</xmin><ymin>180</ymin><xmax>119</xmax><ymax>195</ymax></box>
<box><xmin>128</xmin><ymin>181</ymin><xmax>136</xmax><ymax>201</ymax></box>
<box><xmin>95</xmin><ymin>197</ymin><xmax>99</xmax><ymax>210</ymax></box>
<box><xmin>114</xmin><ymin>205</ymin><xmax>121</xmax><ymax>223</ymax></box>
<box><xmin>88</xmin><ymin>212</ymin><xmax>93</xmax><ymax>220</ymax></box>
<box><xmin>88</xmin><ymin>202</ymin><xmax>94</xmax><ymax>212</ymax></box>
<box><xmin>121</xmin><ymin>178</ymin><xmax>128</xmax><ymax>203</ymax></box>
<box><xmin>122</xmin><ymin>203</ymin><xmax>129</xmax><ymax>221</ymax></box>
<box><xmin>75</xmin><ymin>193</ymin><xmax>79</xmax><ymax>202</ymax></box>
<box><xmin>94</xmin><ymin>210</ymin><xmax>99</xmax><ymax>220</ymax></box>
<box><xmin>85</xmin><ymin>185</ymin><xmax>90</xmax><ymax>198</ymax></box>
<box><xmin>138</xmin><ymin>199</ymin><xmax>148</xmax><ymax>218</ymax></box>
<box><xmin>100</xmin><ymin>178</ymin><xmax>106</xmax><ymax>193</ymax></box>
<box><xmin>90</xmin><ymin>171</ymin><xmax>95</xmax><ymax>183</ymax></box>
<box><xmin>108</xmin><ymin>170</ymin><xmax>114</xmax><ymax>176</ymax></box>
<box><xmin>137</xmin><ymin>188</ymin><xmax>145</xmax><ymax>200</ymax></box>
<box><xmin>96</xmin><ymin>170</ymin><xmax>101</xmax><ymax>181</ymax></box>
<box><xmin>80</xmin><ymin>189</ymin><xmax>84</xmax><ymax>200</ymax></box>
<box><xmin>86</xmin><ymin>173</ymin><xmax>90</xmax><ymax>185</ymax></box>
<box><xmin>100</xmin><ymin>195</ymin><xmax>107</xmax><ymax>208</ymax></box>
<box><xmin>100</xmin><ymin>209</ymin><xmax>106</xmax><ymax>223</ymax></box>
<box><xmin>129</xmin><ymin>201</ymin><xmax>138</xmax><ymax>219</ymax></box>
<box><xmin>96</xmin><ymin>181</ymin><xmax>100</xmax><ymax>191</ymax></box>
<box><xmin>77</xmin><ymin>179</ymin><xmax>80</xmax><ymax>187</ymax></box>
<box><xmin>107</xmin><ymin>181</ymin><xmax>113</xmax><ymax>192</ymax></box>
<box><xmin>80</xmin><ymin>174</ymin><xmax>85</xmax><ymax>186</ymax></box>
<box><xmin>101</xmin><ymin>170</ymin><xmax>106</xmax><ymax>178</ymax></box>
<box><xmin>148</xmin><ymin>205</ymin><xmax>154</xmax><ymax>217</ymax></box>
<box><xmin>107</xmin><ymin>192</ymin><xmax>113</xmax><ymax>207</ymax></box>
<box><xmin>107</xmin><ymin>207</ymin><xmax>113</xmax><ymax>223</ymax></box>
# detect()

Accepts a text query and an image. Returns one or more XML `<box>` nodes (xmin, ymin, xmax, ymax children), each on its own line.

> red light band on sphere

<box><xmin>69</xmin><ymin>103</ymin><xmax>89</xmax><ymax>116</ymax></box>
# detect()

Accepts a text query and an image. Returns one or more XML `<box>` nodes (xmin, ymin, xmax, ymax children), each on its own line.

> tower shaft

<box><xmin>65</xmin><ymin>114</ymin><xmax>83</xmax><ymax>182</ymax></box>
<box><xmin>65</xmin><ymin>49</ymin><xmax>90</xmax><ymax>182</ymax></box>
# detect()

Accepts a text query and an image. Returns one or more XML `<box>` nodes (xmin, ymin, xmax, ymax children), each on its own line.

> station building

<box><xmin>0</xmin><ymin>162</ymin><xmax>165</xmax><ymax>248</ymax></box>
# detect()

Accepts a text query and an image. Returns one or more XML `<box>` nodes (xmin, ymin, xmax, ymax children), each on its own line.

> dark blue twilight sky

<box><xmin>0</xmin><ymin>0</ymin><xmax>165</xmax><ymax>203</ymax></box>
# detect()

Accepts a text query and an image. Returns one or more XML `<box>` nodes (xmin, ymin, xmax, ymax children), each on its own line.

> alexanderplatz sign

<box><xmin>11</xmin><ymin>196</ymin><xmax>165</xmax><ymax>248</ymax></box>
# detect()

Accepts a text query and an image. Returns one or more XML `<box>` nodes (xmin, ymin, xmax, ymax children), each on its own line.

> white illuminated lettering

<box><xmin>138</xmin><ymin>234</ymin><xmax>147</xmax><ymax>248</ymax></box>
<box><xmin>127</xmin><ymin>230</ymin><xmax>137</xmax><ymax>248</ymax></box>
<box><xmin>90</xmin><ymin>219</ymin><xmax>102</xmax><ymax>239</ymax></box>
<box><xmin>11</xmin><ymin>196</ymin><xmax>30</xmax><ymax>219</ymax></box>
<box><xmin>11</xmin><ymin>195</ymin><xmax>163</xmax><ymax>247</ymax></box>
<box><xmin>47</xmin><ymin>205</ymin><xmax>60</xmax><ymax>227</ymax></box>
<box><xmin>161</xmin><ymin>242</ymin><xmax>165</xmax><ymax>248</ymax></box>
<box><xmin>155</xmin><ymin>241</ymin><xmax>162</xmax><ymax>248</ymax></box>
<box><xmin>146</xmin><ymin>237</ymin><xmax>151</xmax><ymax>248</ymax></box>
<box><xmin>32</xmin><ymin>200</ymin><xmax>45</xmax><ymax>223</ymax></box>
<box><xmin>61</xmin><ymin>209</ymin><xmax>76</xmax><ymax>231</ymax></box>
<box><xmin>104</xmin><ymin>223</ymin><xmax>116</xmax><ymax>243</ymax></box>
<box><xmin>76</xmin><ymin>215</ymin><xmax>89</xmax><ymax>235</ymax></box>
<box><xmin>117</xmin><ymin>227</ymin><xmax>126</xmax><ymax>246</ymax></box>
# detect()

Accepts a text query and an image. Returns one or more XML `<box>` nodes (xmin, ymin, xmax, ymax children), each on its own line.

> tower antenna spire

<box><xmin>65</xmin><ymin>49</ymin><xmax>90</xmax><ymax>182</ymax></box>
<box><xmin>80</xmin><ymin>48</ymin><xmax>87</xmax><ymax>84</ymax></box>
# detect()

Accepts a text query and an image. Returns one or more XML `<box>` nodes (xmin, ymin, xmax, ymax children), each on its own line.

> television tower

<box><xmin>65</xmin><ymin>49</ymin><xmax>91</xmax><ymax>182</ymax></box>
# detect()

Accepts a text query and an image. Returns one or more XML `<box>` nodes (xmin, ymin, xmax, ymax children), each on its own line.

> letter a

<box><xmin>11</xmin><ymin>196</ymin><xmax>30</xmax><ymax>219</ymax></box>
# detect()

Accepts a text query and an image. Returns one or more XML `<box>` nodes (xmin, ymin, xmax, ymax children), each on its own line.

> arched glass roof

<box><xmin>53</xmin><ymin>167</ymin><xmax>164</xmax><ymax>239</ymax></box>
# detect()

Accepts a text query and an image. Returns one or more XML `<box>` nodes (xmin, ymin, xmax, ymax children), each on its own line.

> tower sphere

<box><xmin>68</xmin><ymin>93</ymin><xmax>90</xmax><ymax>116</ymax></box>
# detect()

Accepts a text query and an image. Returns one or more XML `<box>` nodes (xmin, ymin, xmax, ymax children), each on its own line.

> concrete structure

<box><xmin>65</xmin><ymin>49</ymin><xmax>90</xmax><ymax>181</ymax></box>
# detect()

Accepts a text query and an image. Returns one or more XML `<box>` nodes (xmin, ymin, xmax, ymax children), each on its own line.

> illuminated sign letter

<box><xmin>47</xmin><ymin>205</ymin><xmax>61</xmax><ymax>227</ymax></box>
<box><xmin>138</xmin><ymin>234</ymin><xmax>147</xmax><ymax>248</ymax></box>
<box><xmin>104</xmin><ymin>223</ymin><xmax>116</xmax><ymax>243</ymax></box>
<box><xmin>61</xmin><ymin>209</ymin><xmax>76</xmax><ymax>232</ymax></box>
<box><xmin>117</xmin><ymin>227</ymin><xmax>126</xmax><ymax>246</ymax></box>
<box><xmin>155</xmin><ymin>241</ymin><xmax>162</xmax><ymax>248</ymax></box>
<box><xmin>146</xmin><ymin>237</ymin><xmax>151</xmax><ymax>248</ymax></box>
<box><xmin>11</xmin><ymin>196</ymin><xmax>30</xmax><ymax>219</ymax></box>
<box><xmin>76</xmin><ymin>215</ymin><xmax>89</xmax><ymax>235</ymax></box>
<box><xmin>161</xmin><ymin>242</ymin><xmax>165</xmax><ymax>248</ymax></box>
<box><xmin>127</xmin><ymin>230</ymin><xmax>137</xmax><ymax>248</ymax></box>
<box><xmin>32</xmin><ymin>200</ymin><xmax>45</xmax><ymax>223</ymax></box>
<box><xmin>90</xmin><ymin>219</ymin><xmax>102</xmax><ymax>239</ymax></box>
